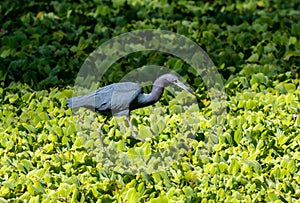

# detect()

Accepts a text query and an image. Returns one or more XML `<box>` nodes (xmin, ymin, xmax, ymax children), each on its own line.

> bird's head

<box><xmin>159</xmin><ymin>74</ymin><xmax>195</xmax><ymax>95</ymax></box>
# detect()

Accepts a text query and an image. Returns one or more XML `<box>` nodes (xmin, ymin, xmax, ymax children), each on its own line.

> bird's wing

<box><xmin>92</xmin><ymin>84</ymin><xmax>115</xmax><ymax>111</ymax></box>
<box><xmin>67</xmin><ymin>82</ymin><xmax>142</xmax><ymax>116</ymax></box>
<box><xmin>109</xmin><ymin>82</ymin><xmax>142</xmax><ymax>116</ymax></box>
<box><xmin>67</xmin><ymin>84</ymin><xmax>115</xmax><ymax>112</ymax></box>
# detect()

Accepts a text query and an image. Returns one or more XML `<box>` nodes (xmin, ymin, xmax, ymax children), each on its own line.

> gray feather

<box><xmin>67</xmin><ymin>82</ymin><xmax>142</xmax><ymax>116</ymax></box>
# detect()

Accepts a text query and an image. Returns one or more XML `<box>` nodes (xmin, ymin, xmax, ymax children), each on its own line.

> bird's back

<box><xmin>67</xmin><ymin>82</ymin><xmax>142</xmax><ymax>116</ymax></box>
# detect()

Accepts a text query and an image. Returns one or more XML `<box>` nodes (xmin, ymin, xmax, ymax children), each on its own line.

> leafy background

<box><xmin>0</xmin><ymin>0</ymin><xmax>299</xmax><ymax>202</ymax></box>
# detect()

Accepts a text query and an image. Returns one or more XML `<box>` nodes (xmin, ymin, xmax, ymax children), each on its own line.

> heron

<box><xmin>67</xmin><ymin>73</ymin><xmax>194</xmax><ymax>140</ymax></box>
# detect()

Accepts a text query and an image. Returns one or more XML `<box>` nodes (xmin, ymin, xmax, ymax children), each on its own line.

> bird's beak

<box><xmin>173</xmin><ymin>81</ymin><xmax>195</xmax><ymax>95</ymax></box>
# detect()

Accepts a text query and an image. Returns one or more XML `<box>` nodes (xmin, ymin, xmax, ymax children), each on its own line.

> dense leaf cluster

<box><xmin>1</xmin><ymin>0</ymin><xmax>300</xmax><ymax>89</ymax></box>
<box><xmin>1</xmin><ymin>0</ymin><xmax>300</xmax><ymax>202</ymax></box>
<box><xmin>0</xmin><ymin>79</ymin><xmax>299</xmax><ymax>202</ymax></box>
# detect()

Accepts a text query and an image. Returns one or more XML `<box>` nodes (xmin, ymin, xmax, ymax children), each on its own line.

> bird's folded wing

<box><xmin>110</xmin><ymin>82</ymin><xmax>142</xmax><ymax>115</ymax></box>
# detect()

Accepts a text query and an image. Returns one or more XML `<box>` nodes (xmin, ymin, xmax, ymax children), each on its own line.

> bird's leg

<box><xmin>126</xmin><ymin>115</ymin><xmax>133</xmax><ymax>132</ymax></box>
<box><xmin>97</xmin><ymin>117</ymin><xmax>107</xmax><ymax>153</ymax></box>
<box><xmin>126</xmin><ymin>115</ymin><xmax>144</xmax><ymax>141</ymax></box>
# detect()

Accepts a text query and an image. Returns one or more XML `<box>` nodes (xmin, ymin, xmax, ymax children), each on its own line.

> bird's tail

<box><xmin>67</xmin><ymin>95</ymin><xmax>93</xmax><ymax>109</ymax></box>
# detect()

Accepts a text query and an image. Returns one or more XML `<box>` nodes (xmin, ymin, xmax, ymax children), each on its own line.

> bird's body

<box><xmin>67</xmin><ymin>82</ymin><xmax>143</xmax><ymax>117</ymax></box>
<box><xmin>67</xmin><ymin>74</ymin><xmax>193</xmax><ymax>137</ymax></box>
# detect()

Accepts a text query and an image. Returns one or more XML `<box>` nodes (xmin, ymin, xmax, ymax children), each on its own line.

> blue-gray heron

<box><xmin>67</xmin><ymin>73</ymin><xmax>194</xmax><ymax>139</ymax></box>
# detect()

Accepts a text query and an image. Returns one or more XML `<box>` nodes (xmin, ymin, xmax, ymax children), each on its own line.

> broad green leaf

<box><xmin>33</xmin><ymin>180</ymin><xmax>45</xmax><ymax>194</ymax></box>
<box><xmin>229</xmin><ymin>158</ymin><xmax>240</xmax><ymax>175</ymax></box>
<box><xmin>0</xmin><ymin>198</ymin><xmax>8</xmax><ymax>203</ymax></box>
<box><xmin>28</xmin><ymin>196</ymin><xmax>39</xmax><ymax>203</ymax></box>
<box><xmin>138</xmin><ymin>125</ymin><xmax>153</xmax><ymax>139</ymax></box>
<box><xmin>149</xmin><ymin>195</ymin><xmax>169</xmax><ymax>203</ymax></box>
<box><xmin>233</xmin><ymin>130</ymin><xmax>242</xmax><ymax>144</ymax></box>
<box><xmin>247</xmin><ymin>53</ymin><xmax>259</xmax><ymax>62</ymax></box>
<box><xmin>22</xmin><ymin>159</ymin><xmax>33</xmax><ymax>171</ymax></box>
<box><xmin>1</xmin><ymin>49</ymin><xmax>11</xmax><ymax>58</ymax></box>
<box><xmin>183</xmin><ymin>186</ymin><xmax>194</xmax><ymax>197</ymax></box>
<box><xmin>22</xmin><ymin>123</ymin><xmax>37</xmax><ymax>133</ymax></box>
<box><xmin>295</xmin><ymin>115</ymin><xmax>300</xmax><ymax>127</ymax></box>
<box><xmin>124</xmin><ymin>188</ymin><xmax>139</xmax><ymax>203</ymax></box>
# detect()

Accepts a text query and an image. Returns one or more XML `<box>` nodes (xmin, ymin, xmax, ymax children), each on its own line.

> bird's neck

<box><xmin>150</xmin><ymin>84</ymin><xmax>165</xmax><ymax>102</ymax></box>
<box><xmin>137</xmin><ymin>84</ymin><xmax>164</xmax><ymax>105</ymax></box>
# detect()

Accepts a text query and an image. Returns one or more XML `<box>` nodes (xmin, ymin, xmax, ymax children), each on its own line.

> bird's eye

<box><xmin>174</xmin><ymin>79</ymin><xmax>178</xmax><ymax>83</ymax></box>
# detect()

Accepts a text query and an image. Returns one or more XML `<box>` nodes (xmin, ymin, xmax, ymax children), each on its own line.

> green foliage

<box><xmin>1</xmin><ymin>0</ymin><xmax>300</xmax><ymax>202</ymax></box>
<box><xmin>0</xmin><ymin>0</ymin><xmax>299</xmax><ymax>89</ymax></box>
<box><xmin>0</xmin><ymin>76</ymin><xmax>299</xmax><ymax>202</ymax></box>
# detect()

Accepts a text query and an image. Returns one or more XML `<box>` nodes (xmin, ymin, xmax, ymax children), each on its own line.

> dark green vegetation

<box><xmin>1</xmin><ymin>0</ymin><xmax>299</xmax><ymax>202</ymax></box>
<box><xmin>1</xmin><ymin>0</ymin><xmax>299</xmax><ymax>88</ymax></box>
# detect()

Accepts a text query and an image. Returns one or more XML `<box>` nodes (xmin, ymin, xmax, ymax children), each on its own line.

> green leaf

<box><xmin>289</xmin><ymin>36</ymin><xmax>297</xmax><ymax>45</ymax></box>
<box><xmin>22</xmin><ymin>159</ymin><xmax>33</xmax><ymax>171</ymax></box>
<box><xmin>174</xmin><ymin>59</ymin><xmax>184</xmax><ymax>71</ymax></box>
<box><xmin>1</xmin><ymin>49</ymin><xmax>11</xmax><ymax>58</ymax></box>
<box><xmin>287</xmin><ymin>159</ymin><xmax>297</xmax><ymax>174</ymax></box>
<box><xmin>0</xmin><ymin>197</ymin><xmax>8</xmax><ymax>203</ymax></box>
<box><xmin>247</xmin><ymin>53</ymin><xmax>259</xmax><ymax>62</ymax></box>
<box><xmin>138</xmin><ymin>125</ymin><xmax>153</xmax><ymax>139</ymax></box>
<box><xmin>283</xmin><ymin>83</ymin><xmax>296</xmax><ymax>93</ymax></box>
<box><xmin>28</xmin><ymin>196</ymin><xmax>40</xmax><ymax>203</ymax></box>
<box><xmin>74</xmin><ymin>136</ymin><xmax>84</xmax><ymax>148</ymax></box>
<box><xmin>137</xmin><ymin>182</ymin><xmax>145</xmax><ymax>194</ymax></box>
<box><xmin>124</xmin><ymin>188</ymin><xmax>139</xmax><ymax>203</ymax></box>
<box><xmin>291</xmin><ymin>23</ymin><xmax>300</xmax><ymax>36</ymax></box>
<box><xmin>150</xmin><ymin>195</ymin><xmax>169</xmax><ymax>203</ymax></box>
<box><xmin>4</xmin><ymin>140</ymin><xmax>14</xmax><ymax>151</ymax></box>
<box><xmin>268</xmin><ymin>191</ymin><xmax>279</xmax><ymax>201</ymax></box>
<box><xmin>33</xmin><ymin>179</ymin><xmax>45</xmax><ymax>194</ymax></box>
<box><xmin>229</xmin><ymin>158</ymin><xmax>240</xmax><ymax>175</ymax></box>
<box><xmin>295</xmin><ymin>115</ymin><xmax>300</xmax><ymax>127</ymax></box>
<box><xmin>22</xmin><ymin>123</ymin><xmax>37</xmax><ymax>133</ymax></box>
<box><xmin>183</xmin><ymin>186</ymin><xmax>194</xmax><ymax>197</ymax></box>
